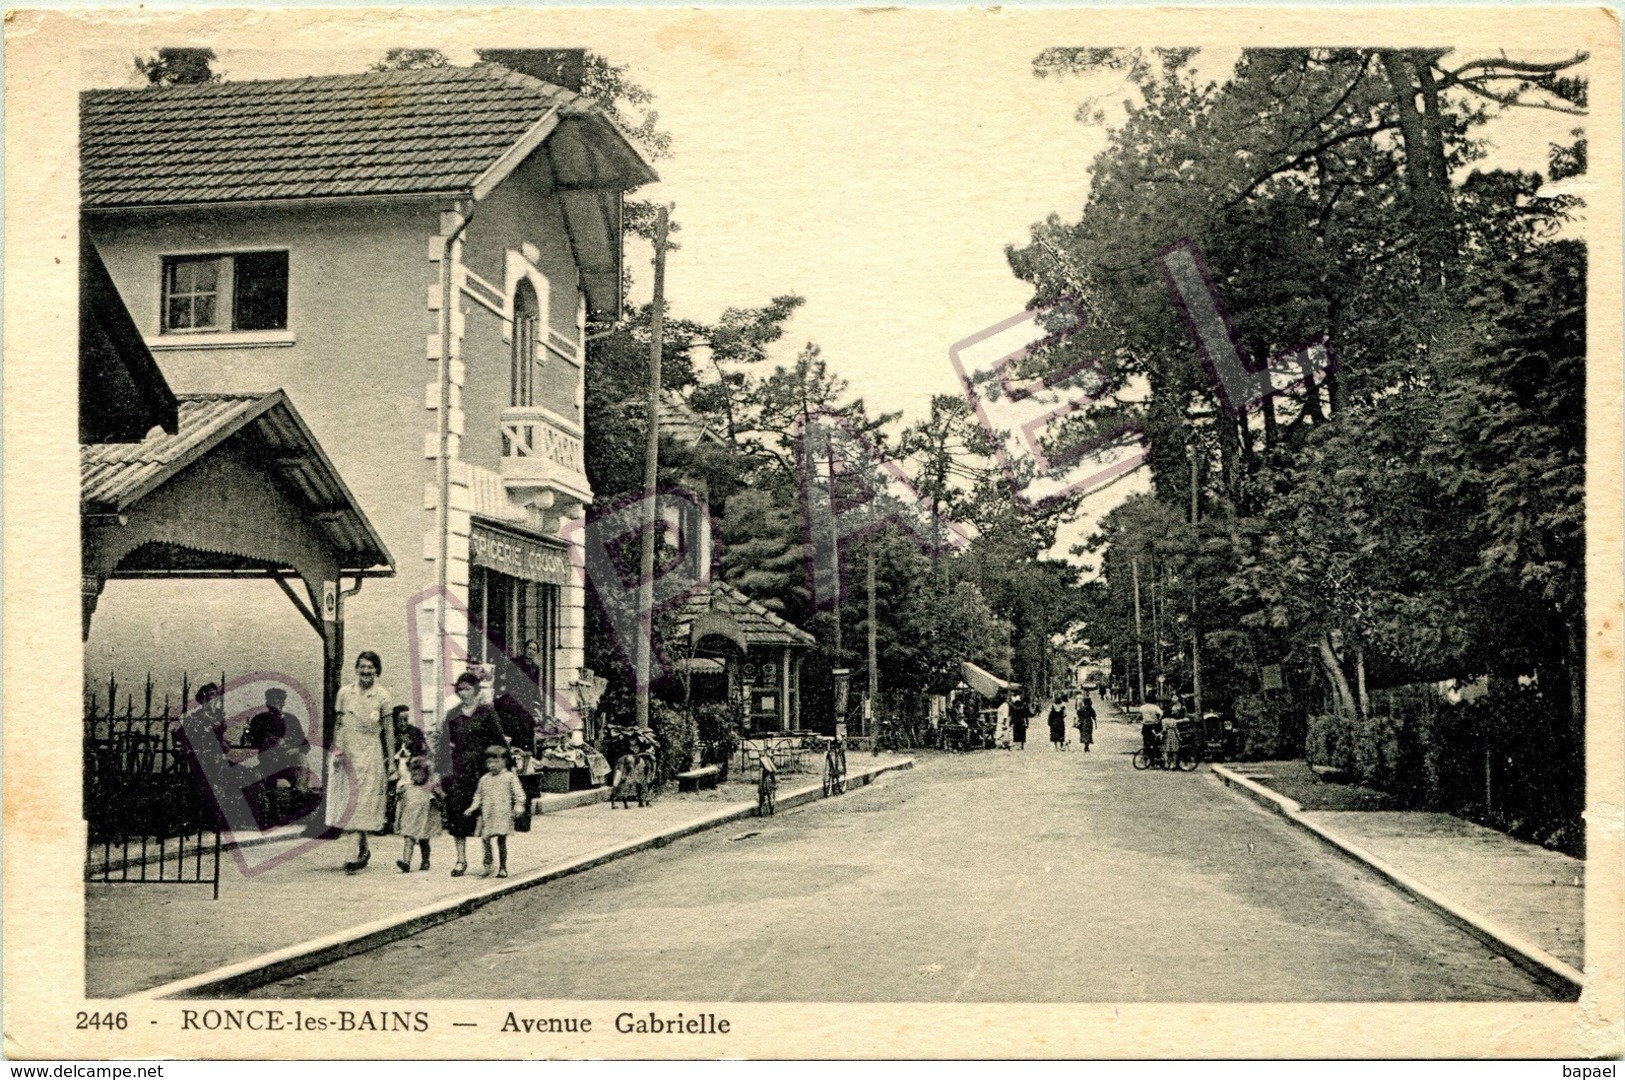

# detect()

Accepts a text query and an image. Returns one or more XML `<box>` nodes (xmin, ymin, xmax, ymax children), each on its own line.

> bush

<box><xmin>1304</xmin><ymin>682</ymin><xmax>1582</xmax><ymax>857</ymax></box>
<box><xmin>650</xmin><ymin>703</ymin><xmax>695</xmax><ymax>782</ymax></box>
<box><xmin>695</xmin><ymin>700</ymin><xmax>742</xmax><ymax>780</ymax></box>
<box><xmin>1235</xmin><ymin>692</ymin><xmax>1306</xmax><ymax>760</ymax></box>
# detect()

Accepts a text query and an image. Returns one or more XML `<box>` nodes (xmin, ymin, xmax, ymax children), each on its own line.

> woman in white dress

<box><xmin>326</xmin><ymin>650</ymin><xmax>395</xmax><ymax>873</ymax></box>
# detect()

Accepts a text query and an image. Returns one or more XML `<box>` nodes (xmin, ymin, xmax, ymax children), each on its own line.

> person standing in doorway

<box><xmin>327</xmin><ymin>651</ymin><xmax>395</xmax><ymax>873</ymax></box>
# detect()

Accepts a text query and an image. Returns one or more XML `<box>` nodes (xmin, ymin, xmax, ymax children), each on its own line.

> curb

<box><xmin>1210</xmin><ymin>764</ymin><xmax>1583</xmax><ymax>1000</ymax></box>
<box><xmin>131</xmin><ymin>756</ymin><xmax>914</xmax><ymax>1000</ymax></box>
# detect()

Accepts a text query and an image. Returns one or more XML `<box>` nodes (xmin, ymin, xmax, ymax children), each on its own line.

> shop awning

<box><xmin>960</xmin><ymin>661</ymin><xmax>1012</xmax><ymax>699</ymax></box>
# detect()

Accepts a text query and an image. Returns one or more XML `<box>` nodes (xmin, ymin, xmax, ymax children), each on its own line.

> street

<box><xmin>252</xmin><ymin>715</ymin><xmax>1555</xmax><ymax>1002</ymax></box>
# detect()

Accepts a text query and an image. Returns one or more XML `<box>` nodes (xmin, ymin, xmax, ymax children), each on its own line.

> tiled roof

<box><xmin>82</xmin><ymin>392</ymin><xmax>393</xmax><ymax>573</ymax></box>
<box><xmin>81</xmin><ymin>64</ymin><xmax>655</xmax><ymax>209</ymax></box>
<box><xmin>679</xmin><ymin>581</ymin><xmax>817</xmax><ymax>650</ymax></box>
<box><xmin>658</xmin><ymin>393</ymin><xmax>726</xmax><ymax>447</ymax></box>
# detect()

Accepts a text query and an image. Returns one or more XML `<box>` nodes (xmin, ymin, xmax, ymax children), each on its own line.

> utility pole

<box><xmin>1190</xmin><ymin>443</ymin><xmax>1203</xmax><ymax>723</ymax></box>
<box><xmin>1131</xmin><ymin>555</ymin><xmax>1147</xmax><ymax>706</ymax></box>
<box><xmin>634</xmin><ymin>206</ymin><xmax>669</xmax><ymax>731</ymax></box>
<box><xmin>867</xmin><ymin>547</ymin><xmax>879</xmax><ymax>748</ymax></box>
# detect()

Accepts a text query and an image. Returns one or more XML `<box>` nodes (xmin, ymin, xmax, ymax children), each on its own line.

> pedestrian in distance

<box><xmin>1011</xmin><ymin>703</ymin><xmax>1028</xmax><ymax>750</ymax></box>
<box><xmin>1047</xmin><ymin>696</ymin><xmax>1067</xmax><ymax>750</ymax></box>
<box><xmin>393</xmin><ymin>754</ymin><xmax>441</xmax><ymax>872</ymax></box>
<box><xmin>994</xmin><ymin>693</ymin><xmax>1014</xmax><ymax>751</ymax></box>
<box><xmin>464</xmin><ymin>745</ymin><xmax>527</xmax><ymax>878</ymax></box>
<box><xmin>1077</xmin><ymin>693</ymin><xmax>1096</xmax><ymax>753</ymax></box>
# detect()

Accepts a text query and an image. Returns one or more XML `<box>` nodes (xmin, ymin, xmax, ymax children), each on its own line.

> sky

<box><xmin>85</xmin><ymin>17</ymin><xmax>1584</xmax><ymax>565</ymax></box>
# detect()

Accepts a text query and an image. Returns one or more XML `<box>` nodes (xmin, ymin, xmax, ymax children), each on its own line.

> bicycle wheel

<box><xmin>1176</xmin><ymin>749</ymin><xmax>1201</xmax><ymax>772</ymax></box>
<box><xmin>823</xmin><ymin>762</ymin><xmax>835</xmax><ymax>797</ymax></box>
<box><xmin>1132</xmin><ymin>749</ymin><xmax>1151</xmax><ymax>770</ymax></box>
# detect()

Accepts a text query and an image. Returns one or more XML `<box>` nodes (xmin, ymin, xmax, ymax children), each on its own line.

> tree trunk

<box><xmin>1378</xmin><ymin>50</ymin><xmax>1456</xmax><ymax>276</ymax></box>
<box><xmin>1318</xmin><ymin>632</ymin><xmax>1358</xmax><ymax>721</ymax></box>
<box><xmin>1354</xmin><ymin>641</ymin><xmax>1369</xmax><ymax>722</ymax></box>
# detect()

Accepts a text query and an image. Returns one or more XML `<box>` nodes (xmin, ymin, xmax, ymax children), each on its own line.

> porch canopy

<box><xmin>82</xmin><ymin>391</ymin><xmax>394</xmax><ymax>735</ymax></box>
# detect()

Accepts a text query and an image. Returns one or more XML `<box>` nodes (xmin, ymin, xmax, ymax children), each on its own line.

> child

<box><xmin>394</xmin><ymin>754</ymin><xmax>441</xmax><ymax>872</ymax></box>
<box><xmin>464</xmin><ymin>745</ymin><xmax>527</xmax><ymax>878</ymax></box>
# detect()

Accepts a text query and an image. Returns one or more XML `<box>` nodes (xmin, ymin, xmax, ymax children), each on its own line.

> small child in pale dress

<box><xmin>464</xmin><ymin>746</ymin><xmax>527</xmax><ymax>878</ymax></box>
<box><xmin>394</xmin><ymin>755</ymin><xmax>441</xmax><ymax>872</ymax></box>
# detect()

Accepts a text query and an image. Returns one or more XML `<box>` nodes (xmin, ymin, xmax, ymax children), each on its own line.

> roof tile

<box><xmin>81</xmin><ymin>64</ymin><xmax>650</xmax><ymax>209</ymax></box>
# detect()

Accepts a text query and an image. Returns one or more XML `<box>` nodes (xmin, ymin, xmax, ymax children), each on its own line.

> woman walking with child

<box><xmin>439</xmin><ymin>670</ymin><xmax>505</xmax><ymax>878</ymax></box>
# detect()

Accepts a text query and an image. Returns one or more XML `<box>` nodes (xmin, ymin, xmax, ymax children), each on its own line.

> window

<box><xmin>510</xmin><ymin>280</ymin><xmax>542</xmax><ymax>407</ymax></box>
<box><xmin>161</xmin><ymin>251</ymin><xmax>288</xmax><ymax>333</ymax></box>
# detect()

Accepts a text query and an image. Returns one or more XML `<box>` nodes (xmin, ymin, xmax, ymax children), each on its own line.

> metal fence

<box><xmin>84</xmin><ymin>673</ymin><xmax>221</xmax><ymax>898</ymax></box>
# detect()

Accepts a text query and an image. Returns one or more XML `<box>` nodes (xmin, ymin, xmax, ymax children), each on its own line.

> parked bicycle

<box><xmin>822</xmin><ymin>737</ymin><xmax>847</xmax><ymax>796</ymax></box>
<box><xmin>757</xmin><ymin>754</ymin><xmax>779</xmax><ymax>816</ymax></box>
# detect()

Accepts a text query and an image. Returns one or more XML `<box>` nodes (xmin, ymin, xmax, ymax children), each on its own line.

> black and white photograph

<box><xmin>3</xmin><ymin>5</ymin><xmax>1621</xmax><ymax>1060</ymax></box>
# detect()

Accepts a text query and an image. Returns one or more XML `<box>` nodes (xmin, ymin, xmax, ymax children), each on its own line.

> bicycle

<box><xmin>1130</xmin><ymin>744</ymin><xmax>1199</xmax><ymax>772</ymax></box>
<box><xmin>822</xmin><ymin>737</ymin><xmax>847</xmax><ymax>797</ymax></box>
<box><xmin>757</xmin><ymin>755</ymin><xmax>779</xmax><ymax>816</ymax></box>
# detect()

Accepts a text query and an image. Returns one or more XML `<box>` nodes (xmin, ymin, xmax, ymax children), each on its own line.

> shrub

<box><xmin>695</xmin><ymin>700</ymin><xmax>742</xmax><ymax>780</ymax></box>
<box><xmin>650</xmin><ymin>703</ymin><xmax>696</xmax><ymax>782</ymax></box>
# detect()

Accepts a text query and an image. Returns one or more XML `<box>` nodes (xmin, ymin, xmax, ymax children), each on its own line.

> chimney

<box><xmin>477</xmin><ymin>49</ymin><xmax>587</xmax><ymax>92</ymax></box>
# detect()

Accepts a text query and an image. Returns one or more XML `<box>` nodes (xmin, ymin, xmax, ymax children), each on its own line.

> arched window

<box><xmin>510</xmin><ymin>279</ymin><xmax>541</xmax><ymax>407</ymax></box>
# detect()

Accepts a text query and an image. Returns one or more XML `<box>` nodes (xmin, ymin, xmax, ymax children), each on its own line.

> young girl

<box><xmin>394</xmin><ymin>755</ymin><xmax>441</xmax><ymax>872</ymax></box>
<box><xmin>464</xmin><ymin>746</ymin><xmax>527</xmax><ymax>878</ymax></box>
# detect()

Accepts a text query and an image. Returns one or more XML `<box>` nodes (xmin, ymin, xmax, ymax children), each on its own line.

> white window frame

<box><xmin>157</xmin><ymin>248</ymin><xmax>289</xmax><ymax>336</ymax></box>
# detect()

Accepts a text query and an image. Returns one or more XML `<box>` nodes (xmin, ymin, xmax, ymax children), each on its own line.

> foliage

<box><xmin>133</xmin><ymin>48</ymin><xmax>220</xmax><ymax>86</ymax></box>
<box><xmin>694</xmin><ymin>700</ymin><xmax>743</xmax><ymax>778</ymax></box>
<box><xmin>649</xmin><ymin>702</ymin><xmax>696</xmax><ymax>781</ymax></box>
<box><xmin>370</xmin><ymin>49</ymin><xmax>450</xmax><ymax>71</ymax></box>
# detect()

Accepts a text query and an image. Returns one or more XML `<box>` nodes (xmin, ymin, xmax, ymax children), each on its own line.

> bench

<box><xmin>675</xmin><ymin>765</ymin><xmax>722</xmax><ymax>792</ymax></box>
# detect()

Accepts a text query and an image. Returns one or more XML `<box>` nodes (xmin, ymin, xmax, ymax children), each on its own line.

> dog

<box><xmin>609</xmin><ymin>751</ymin><xmax>656</xmax><ymax>808</ymax></box>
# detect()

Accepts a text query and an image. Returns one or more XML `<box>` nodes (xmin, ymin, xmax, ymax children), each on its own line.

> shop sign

<box><xmin>470</xmin><ymin>524</ymin><xmax>569</xmax><ymax>586</ymax></box>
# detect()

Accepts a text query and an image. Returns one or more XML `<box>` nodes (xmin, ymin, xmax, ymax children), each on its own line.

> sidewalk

<box><xmin>1213</xmin><ymin>762</ymin><xmax>1584</xmax><ymax>996</ymax></box>
<box><xmin>88</xmin><ymin>757</ymin><xmax>912</xmax><ymax>999</ymax></box>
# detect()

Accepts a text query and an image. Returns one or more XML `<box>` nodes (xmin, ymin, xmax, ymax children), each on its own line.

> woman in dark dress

<box><xmin>1047</xmin><ymin>697</ymin><xmax>1068</xmax><ymax>750</ymax></box>
<box><xmin>439</xmin><ymin>671</ymin><xmax>505</xmax><ymax>877</ymax></box>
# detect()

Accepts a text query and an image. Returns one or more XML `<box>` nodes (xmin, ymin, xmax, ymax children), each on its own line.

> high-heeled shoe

<box><xmin>450</xmin><ymin>861</ymin><xmax>467</xmax><ymax>877</ymax></box>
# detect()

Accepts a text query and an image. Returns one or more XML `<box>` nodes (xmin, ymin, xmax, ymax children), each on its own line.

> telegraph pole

<box><xmin>634</xmin><ymin>206</ymin><xmax>669</xmax><ymax>730</ymax></box>
<box><xmin>867</xmin><ymin>547</ymin><xmax>878</xmax><ymax>746</ymax></box>
<box><xmin>1190</xmin><ymin>443</ymin><xmax>1203</xmax><ymax>723</ymax></box>
<box><xmin>1131</xmin><ymin>555</ymin><xmax>1147</xmax><ymax>706</ymax></box>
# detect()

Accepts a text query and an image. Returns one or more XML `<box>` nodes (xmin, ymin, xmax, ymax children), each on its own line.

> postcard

<box><xmin>4</xmin><ymin>4</ymin><xmax>1621</xmax><ymax>1060</ymax></box>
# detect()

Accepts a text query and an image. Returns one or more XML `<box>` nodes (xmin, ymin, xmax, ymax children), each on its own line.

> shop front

<box><xmin>466</xmin><ymin>520</ymin><xmax>568</xmax><ymax>729</ymax></box>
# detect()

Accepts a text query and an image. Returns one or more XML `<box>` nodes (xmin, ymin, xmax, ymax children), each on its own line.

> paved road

<box><xmin>254</xmin><ymin>711</ymin><xmax>1554</xmax><ymax>1001</ymax></box>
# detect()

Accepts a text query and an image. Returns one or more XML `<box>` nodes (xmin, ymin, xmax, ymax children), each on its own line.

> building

<box><xmin>675</xmin><ymin>581</ymin><xmax>816</xmax><ymax>733</ymax></box>
<box><xmin>81</xmin><ymin>61</ymin><xmax>656</xmax><ymax>732</ymax></box>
